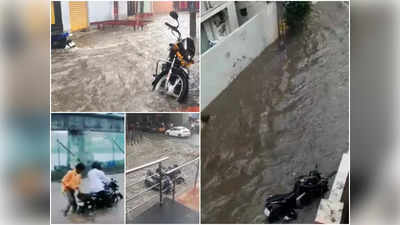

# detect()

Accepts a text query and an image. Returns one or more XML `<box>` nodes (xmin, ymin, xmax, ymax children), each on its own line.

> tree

<box><xmin>284</xmin><ymin>2</ymin><xmax>312</xmax><ymax>30</ymax></box>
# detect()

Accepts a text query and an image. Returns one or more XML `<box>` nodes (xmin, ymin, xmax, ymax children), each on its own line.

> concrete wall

<box><xmin>60</xmin><ymin>1</ymin><xmax>70</xmax><ymax>32</ymax></box>
<box><xmin>235</xmin><ymin>1</ymin><xmax>270</xmax><ymax>26</ymax></box>
<box><xmin>153</xmin><ymin>1</ymin><xmax>173</xmax><ymax>14</ymax></box>
<box><xmin>60</xmin><ymin>2</ymin><xmax>132</xmax><ymax>31</ymax></box>
<box><xmin>200</xmin><ymin>2</ymin><xmax>239</xmax><ymax>53</ymax></box>
<box><xmin>201</xmin><ymin>3</ymin><xmax>278</xmax><ymax>110</ymax></box>
<box><xmin>143</xmin><ymin>1</ymin><xmax>153</xmax><ymax>13</ymax></box>
<box><xmin>118</xmin><ymin>1</ymin><xmax>128</xmax><ymax>19</ymax></box>
<box><xmin>88</xmin><ymin>1</ymin><xmax>113</xmax><ymax>23</ymax></box>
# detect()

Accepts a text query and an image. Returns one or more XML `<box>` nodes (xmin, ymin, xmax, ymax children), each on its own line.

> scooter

<box><xmin>144</xmin><ymin>164</ymin><xmax>185</xmax><ymax>193</ymax></box>
<box><xmin>152</xmin><ymin>11</ymin><xmax>196</xmax><ymax>103</ymax></box>
<box><xmin>76</xmin><ymin>178</ymin><xmax>123</xmax><ymax>214</ymax></box>
<box><xmin>264</xmin><ymin>169</ymin><xmax>336</xmax><ymax>223</ymax></box>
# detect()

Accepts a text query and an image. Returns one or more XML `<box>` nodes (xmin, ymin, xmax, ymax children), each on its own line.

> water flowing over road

<box><xmin>126</xmin><ymin>132</ymin><xmax>199</xmax><ymax>221</ymax></box>
<box><xmin>51</xmin><ymin>12</ymin><xmax>199</xmax><ymax>112</ymax></box>
<box><xmin>201</xmin><ymin>2</ymin><xmax>349</xmax><ymax>223</ymax></box>
<box><xmin>51</xmin><ymin>173</ymin><xmax>124</xmax><ymax>224</ymax></box>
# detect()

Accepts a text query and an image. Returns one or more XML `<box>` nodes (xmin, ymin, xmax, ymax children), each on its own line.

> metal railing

<box><xmin>126</xmin><ymin>157</ymin><xmax>169</xmax><ymax>175</ymax></box>
<box><xmin>126</xmin><ymin>157</ymin><xmax>168</xmax><ymax>214</ymax></box>
<box><xmin>126</xmin><ymin>157</ymin><xmax>200</xmax><ymax>215</ymax></box>
<box><xmin>56</xmin><ymin>139</ymin><xmax>75</xmax><ymax>156</ymax></box>
<box><xmin>111</xmin><ymin>137</ymin><xmax>124</xmax><ymax>153</ymax></box>
<box><xmin>165</xmin><ymin>157</ymin><xmax>199</xmax><ymax>201</ymax></box>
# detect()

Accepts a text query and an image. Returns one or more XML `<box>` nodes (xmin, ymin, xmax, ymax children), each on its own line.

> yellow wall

<box><xmin>51</xmin><ymin>2</ymin><xmax>55</xmax><ymax>24</ymax></box>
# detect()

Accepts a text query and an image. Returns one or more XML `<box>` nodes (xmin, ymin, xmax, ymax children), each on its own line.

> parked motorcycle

<box><xmin>152</xmin><ymin>11</ymin><xmax>195</xmax><ymax>103</ymax></box>
<box><xmin>76</xmin><ymin>178</ymin><xmax>123</xmax><ymax>214</ymax></box>
<box><xmin>144</xmin><ymin>164</ymin><xmax>185</xmax><ymax>193</ymax></box>
<box><xmin>264</xmin><ymin>169</ymin><xmax>336</xmax><ymax>223</ymax></box>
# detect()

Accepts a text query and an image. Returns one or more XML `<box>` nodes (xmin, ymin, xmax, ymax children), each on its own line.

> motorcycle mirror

<box><xmin>169</xmin><ymin>11</ymin><xmax>178</xmax><ymax>20</ymax></box>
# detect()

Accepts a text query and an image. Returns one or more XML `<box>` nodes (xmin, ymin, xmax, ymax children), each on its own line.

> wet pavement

<box><xmin>51</xmin><ymin>12</ymin><xmax>199</xmax><ymax>112</ymax></box>
<box><xmin>201</xmin><ymin>2</ymin><xmax>348</xmax><ymax>223</ymax></box>
<box><xmin>126</xmin><ymin>132</ymin><xmax>199</xmax><ymax>221</ymax></box>
<box><xmin>51</xmin><ymin>173</ymin><xmax>124</xmax><ymax>224</ymax></box>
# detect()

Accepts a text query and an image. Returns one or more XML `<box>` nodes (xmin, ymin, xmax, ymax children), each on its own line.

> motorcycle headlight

<box><xmin>264</xmin><ymin>208</ymin><xmax>270</xmax><ymax>216</ymax></box>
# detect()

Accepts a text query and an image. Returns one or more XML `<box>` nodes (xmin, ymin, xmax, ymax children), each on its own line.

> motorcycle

<box><xmin>264</xmin><ymin>169</ymin><xmax>336</xmax><ymax>223</ymax></box>
<box><xmin>152</xmin><ymin>11</ymin><xmax>196</xmax><ymax>103</ymax></box>
<box><xmin>144</xmin><ymin>164</ymin><xmax>185</xmax><ymax>194</ymax></box>
<box><xmin>76</xmin><ymin>178</ymin><xmax>123</xmax><ymax>214</ymax></box>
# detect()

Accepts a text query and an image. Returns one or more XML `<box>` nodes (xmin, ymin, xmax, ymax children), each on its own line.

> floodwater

<box><xmin>51</xmin><ymin>12</ymin><xmax>199</xmax><ymax>112</ymax></box>
<box><xmin>51</xmin><ymin>173</ymin><xmax>124</xmax><ymax>224</ymax></box>
<box><xmin>201</xmin><ymin>2</ymin><xmax>349</xmax><ymax>223</ymax></box>
<box><xmin>126</xmin><ymin>132</ymin><xmax>200</xmax><ymax>220</ymax></box>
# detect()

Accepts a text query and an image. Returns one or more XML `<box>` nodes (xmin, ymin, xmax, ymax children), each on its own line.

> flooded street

<box><xmin>126</xmin><ymin>132</ymin><xmax>199</xmax><ymax>221</ymax></box>
<box><xmin>51</xmin><ymin>173</ymin><xmax>124</xmax><ymax>224</ymax></box>
<box><xmin>201</xmin><ymin>2</ymin><xmax>348</xmax><ymax>223</ymax></box>
<box><xmin>51</xmin><ymin>12</ymin><xmax>199</xmax><ymax>112</ymax></box>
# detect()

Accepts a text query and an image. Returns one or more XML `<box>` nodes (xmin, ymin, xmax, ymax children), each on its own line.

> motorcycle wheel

<box><xmin>267</xmin><ymin>205</ymin><xmax>284</xmax><ymax>223</ymax></box>
<box><xmin>152</xmin><ymin>72</ymin><xmax>188</xmax><ymax>103</ymax></box>
<box><xmin>112</xmin><ymin>195</ymin><xmax>119</xmax><ymax>204</ymax></box>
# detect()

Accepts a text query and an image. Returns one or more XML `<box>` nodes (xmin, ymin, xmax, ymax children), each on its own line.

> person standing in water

<box><xmin>61</xmin><ymin>163</ymin><xmax>86</xmax><ymax>216</ymax></box>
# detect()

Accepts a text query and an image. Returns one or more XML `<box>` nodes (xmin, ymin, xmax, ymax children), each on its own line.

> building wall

<box><xmin>200</xmin><ymin>2</ymin><xmax>238</xmax><ymax>53</ymax></box>
<box><xmin>118</xmin><ymin>1</ymin><xmax>128</xmax><ymax>19</ymax></box>
<box><xmin>61</xmin><ymin>2</ymin><xmax>130</xmax><ymax>30</ymax></box>
<box><xmin>51</xmin><ymin>1</ymin><xmax>64</xmax><ymax>34</ymax></box>
<box><xmin>235</xmin><ymin>1</ymin><xmax>269</xmax><ymax>26</ymax></box>
<box><xmin>201</xmin><ymin>3</ymin><xmax>278</xmax><ymax>110</ymax></box>
<box><xmin>143</xmin><ymin>1</ymin><xmax>152</xmax><ymax>13</ymax></box>
<box><xmin>153</xmin><ymin>1</ymin><xmax>173</xmax><ymax>14</ymax></box>
<box><xmin>60</xmin><ymin>1</ymin><xmax>70</xmax><ymax>32</ymax></box>
<box><xmin>88</xmin><ymin>1</ymin><xmax>113</xmax><ymax>23</ymax></box>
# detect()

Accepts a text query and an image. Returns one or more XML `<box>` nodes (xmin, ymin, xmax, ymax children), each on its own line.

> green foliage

<box><xmin>284</xmin><ymin>2</ymin><xmax>312</xmax><ymax>30</ymax></box>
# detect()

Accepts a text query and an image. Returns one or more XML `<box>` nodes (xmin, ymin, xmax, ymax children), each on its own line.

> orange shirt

<box><xmin>61</xmin><ymin>169</ymin><xmax>81</xmax><ymax>191</ymax></box>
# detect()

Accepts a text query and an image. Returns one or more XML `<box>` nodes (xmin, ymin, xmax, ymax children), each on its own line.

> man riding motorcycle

<box><xmin>88</xmin><ymin>162</ymin><xmax>112</xmax><ymax>206</ymax></box>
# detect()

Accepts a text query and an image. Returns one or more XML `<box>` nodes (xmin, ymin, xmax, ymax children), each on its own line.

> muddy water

<box><xmin>51</xmin><ymin>12</ymin><xmax>199</xmax><ymax>112</ymax></box>
<box><xmin>51</xmin><ymin>173</ymin><xmax>124</xmax><ymax>224</ymax></box>
<box><xmin>201</xmin><ymin>2</ymin><xmax>348</xmax><ymax>223</ymax></box>
<box><xmin>125</xmin><ymin>133</ymin><xmax>200</xmax><ymax>220</ymax></box>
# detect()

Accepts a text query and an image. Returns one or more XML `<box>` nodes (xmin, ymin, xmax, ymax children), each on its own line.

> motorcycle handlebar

<box><xmin>165</xmin><ymin>22</ymin><xmax>175</xmax><ymax>29</ymax></box>
<box><xmin>165</xmin><ymin>22</ymin><xmax>181</xmax><ymax>39</ymax></box>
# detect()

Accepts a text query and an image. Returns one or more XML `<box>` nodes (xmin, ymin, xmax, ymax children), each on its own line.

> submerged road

<box><xmin>51</xmin><ymin>12</ymin><xmax>199</xmax><ymax>112</ymax></box>
<box><xmin>126</xmin><ymin>132</ymin><xmax>200</xmax><ymax>219</ymax></box>
<box><xmin>51</xmin><ymin>173</ymin><xmax>124</xmax><ymax>224</ymax></box>
<box><xmin>201</xmin><ymin>2</ymin><xmax>348</xmax><ymax>223</ymax></box>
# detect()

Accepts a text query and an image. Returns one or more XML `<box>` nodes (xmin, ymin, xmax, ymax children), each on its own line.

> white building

<box><xmin>53</xmin><ymin>1</ymin><xmax>152</xmax><ymax>33</ymax></box>
<box><xmin>201</xmin><ymin>1</ymin><xmax>279</xmax><ymax>110</ymax></box>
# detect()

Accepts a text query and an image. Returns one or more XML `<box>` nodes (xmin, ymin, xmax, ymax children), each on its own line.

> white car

<box><xmin>165</xmin><ymin>126</ymin><xmax>191</xmax><ymax>137</ymax></box>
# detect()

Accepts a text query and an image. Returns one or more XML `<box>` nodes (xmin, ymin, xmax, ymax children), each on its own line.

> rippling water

<box><xmin>201</xmin><ymin>2</ymin><xmax>349</xmax><ymax>223</ymax></box>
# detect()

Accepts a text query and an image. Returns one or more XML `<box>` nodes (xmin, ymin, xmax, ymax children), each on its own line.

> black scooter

<box><xmin>264</xmin><ymin>169</ymin><xmax>336</xmax><ymax>223</ymax></box>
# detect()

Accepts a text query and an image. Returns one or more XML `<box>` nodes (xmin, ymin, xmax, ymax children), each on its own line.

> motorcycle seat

<box><xmin>266</xmin><ymin>192</ymin><xmax>294</xmax><ymax>202</ymax></box>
